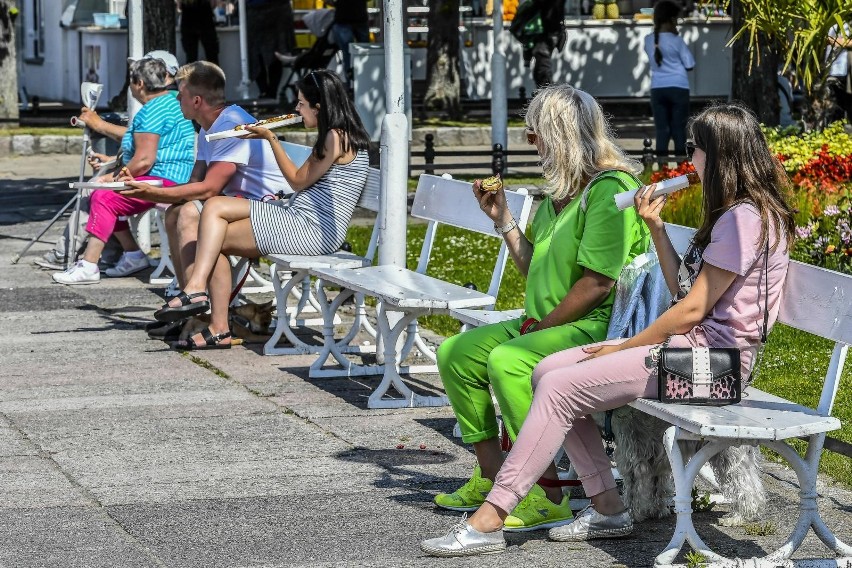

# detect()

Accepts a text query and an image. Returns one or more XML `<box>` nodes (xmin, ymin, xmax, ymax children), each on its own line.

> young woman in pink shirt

<box><xmin>421</xmin><ymin>103</ymin><xmax>796</xmax><ymax>557</ymax></box>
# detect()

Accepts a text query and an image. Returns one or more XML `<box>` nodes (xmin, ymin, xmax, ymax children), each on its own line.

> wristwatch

<box><xmin>494</xmin><ymin>217</ymin><xmax>518</xmax><ymax>235</ymax></box>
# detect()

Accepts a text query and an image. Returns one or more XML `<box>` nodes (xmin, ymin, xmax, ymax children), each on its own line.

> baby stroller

<box><xmin>278</xmin><ymin>9</ymin><xmax>339</xmax><ymax>105</ymax></box>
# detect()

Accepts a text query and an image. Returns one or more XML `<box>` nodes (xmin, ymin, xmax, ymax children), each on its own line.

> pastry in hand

<box><xmin>480</xmin><ymin>174</ymin><xmax>503</xmax><ymax>193</ymax></box>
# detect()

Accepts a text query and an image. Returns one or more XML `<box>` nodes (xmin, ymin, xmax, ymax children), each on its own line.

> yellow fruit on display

<box><xmin>592</xmin><ymin>3</ymin><xmax>606</xmax><ymax>19</ymax></box>
<box><xmin>605</xmin><ymin>2</ymin><xmax>619</xmax><ymax>18</ymax></box>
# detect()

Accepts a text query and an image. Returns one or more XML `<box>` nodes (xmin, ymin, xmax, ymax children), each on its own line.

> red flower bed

<box><xmin>790</xmin><ymin>146</ymin><xmax>852</xmax><ymax>194</ymax></box>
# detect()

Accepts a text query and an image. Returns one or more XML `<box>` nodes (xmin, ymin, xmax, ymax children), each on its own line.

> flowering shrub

<box><xmin>765</xmin><ymin>122</ymin><xmax>852</xmax><ymax>174</ymax></box>
<box><xmin>645</xmin><ymin>161</ymin><xmax>703</xmax><ymax>228</ymax></box>
<box><xmin>791</xmin><ymin>199</ymin><xmax>852</xmax><ymax>275</ymax></box>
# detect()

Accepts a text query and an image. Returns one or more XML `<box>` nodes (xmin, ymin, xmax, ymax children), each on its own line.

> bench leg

<box><xmin>308</xmin><ymin>281</ymin><xmax>381</xmax><ymax>378</ymax></box>
<box><xmin>655</xmin><ymin>427</ymin><xmax>731</xmax><ymax>567</ymax></box>
<box><xmin>149</xmin><ymin>210</ymin><xmax>175</xmax><ymax>284</ymax></box>
<box><xmin>366</xmin><ymin>303</ymin><xmax>448</xmax><ymax>409</ymax></box>
<box><xmin>264</xmin><ymin>266</ymin><xmax>323</xmax><ymax>355</ymax></box>
<box><xmin>760</xmin><ymin>436</ymin><xmax>852</xmax><ymax>563</ymax></box>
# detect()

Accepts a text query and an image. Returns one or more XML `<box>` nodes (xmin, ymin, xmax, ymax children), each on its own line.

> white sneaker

<box><xmin>104</xmin><ymin>252</ymin><xmax>150</xmax><ymax>277</ymax></box>
<box><xmin>53</xmin><ymin>261</ymin><xmax>100</xmax><ymax>285</ymax></box>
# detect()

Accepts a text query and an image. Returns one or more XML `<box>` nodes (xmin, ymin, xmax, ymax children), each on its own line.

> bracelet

<box><xmin>494</xmin><ymin>217</ymin><xmax>518</xmax><ymax>235</ymax></box>
<box><xmin>520</xmin><ymin>317</ymin><xmax>539</xmax><ymax>335</ymax></box>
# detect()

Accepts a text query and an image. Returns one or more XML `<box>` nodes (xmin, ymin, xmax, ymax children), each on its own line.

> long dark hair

<box><xmin>652</xmin><ymin>0</ymin><xmax>681</xmax><ymax>66</ymax></box>
<box><xmin>296</xmin><ymin>69</ymin><xmax>370</xmax><ymax>160</ymax></box>
<box><xmin>689</xmin><ymin>103</ymin><xmax>795</xmax><ymax>252</ymax></box>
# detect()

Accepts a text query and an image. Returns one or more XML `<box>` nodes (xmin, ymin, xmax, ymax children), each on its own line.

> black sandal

<box><xmin>170</xmin><ymin>328</ymin><xmax>232</xmax><ymax>351</ymax></box>
<box><xmin>154</xmin><ymin>291</ymin><xmax>210</xmax><ymax>322</ymax></box>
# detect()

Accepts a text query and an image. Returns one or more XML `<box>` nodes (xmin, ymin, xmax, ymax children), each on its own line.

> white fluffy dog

<box><xmin>596</xmin><ymin>407</ymin><xmax>766</xmax><ymax>525</ymax></box>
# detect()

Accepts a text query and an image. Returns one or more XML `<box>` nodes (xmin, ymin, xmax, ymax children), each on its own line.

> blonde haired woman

<box><xmin>430</xmin><ymin>84</ymin><xmax>649</xmax><ymax>532</ymax></box>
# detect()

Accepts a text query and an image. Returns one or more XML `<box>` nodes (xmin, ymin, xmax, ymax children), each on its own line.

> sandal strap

<box><xmin>174</xmin><ymin>290</ymin><xmax>208</xmax><ymax>307</ymax></box>
<box><xmin>200</xmin><ymin>328</ymin><xmax>232</xmax><ymax>346</ymax></box>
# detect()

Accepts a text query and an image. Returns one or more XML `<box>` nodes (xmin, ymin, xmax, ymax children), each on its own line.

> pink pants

<box><xmin>86</xmin><ymin>176</ymin><xmax>176</xmax><ymax>242</ymax></box>
<box><xmin>486</xmin><ymin>334</ymin><xmax>695</xmax><ymax>514</ymax></box>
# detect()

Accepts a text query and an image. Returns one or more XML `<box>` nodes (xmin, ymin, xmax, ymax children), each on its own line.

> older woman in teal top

<box><xmin>53</xmin><ymin>58</ymin><xmax>195</xmax><ymax>285</ymax></box>
<box><xmin>431</xmin><ymin>85</ymin><xmax>649</xmax><ymax>532</ymax></box>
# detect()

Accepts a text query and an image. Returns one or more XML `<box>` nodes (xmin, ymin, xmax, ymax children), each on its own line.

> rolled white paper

<box><xmin>70</xmin><ymin>116</ymin><xmax>86</xmax><ymax>128</ymax></box>
<box><xmin>614</xmin><ymin>173</ymin><xmax>697</xmax><ymax>210</ymax></box>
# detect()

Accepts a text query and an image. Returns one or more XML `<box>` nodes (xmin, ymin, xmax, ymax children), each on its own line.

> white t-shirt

<box><xmin>644</xmin><ymin>32</ymin><xmax>695</xmax><ymax>90</ymax></box>
<box><xmin>196</xmin><ymin>105</ymin><xmax>292</xmax><ymax>200</ymax></box>
<box><xmin>827</xmin><ymin>23</ymin><xmax>850</xmax><ymax>78</ymax></box>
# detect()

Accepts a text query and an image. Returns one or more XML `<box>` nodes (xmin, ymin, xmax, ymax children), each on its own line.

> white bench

<box><xmin>638</xmin><ymin>256</ymin><xmax>852</xmax><ymax>567</ymax></box>
<box><xmin>262</xmin><ymin>165</ymin><xmax>381</xmax><ymax>355</ymax></box>
<box><xmin>309</xmin><ymin>173</ymin><xmax>534</xmax><ymax>408</ymax></box>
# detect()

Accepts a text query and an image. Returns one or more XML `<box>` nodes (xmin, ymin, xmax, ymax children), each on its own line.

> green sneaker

<box><xmin>503</xmin><ymin>484</ymin><xmax>573</xmax><ymax>532</ymax></box>
<box><xmin>434</xmin><ymin>466</ymin><xmax>494</xmax><ymax>512</ymax></box>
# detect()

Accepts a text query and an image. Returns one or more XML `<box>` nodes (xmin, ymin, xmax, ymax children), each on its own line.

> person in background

<box><xmin>826</xmin><ymin>21</ymin><xmax>852</xmax><ymax>123</ymax></box>
<box><xmin>422</xmin><ymin>102</ymin><xmax>795</xmax><ymax>558</ymax></box>
<box><xmin>428</xmin><ymin>84</ymin><xmax>649</xmax><ymax>533</ymax></box>
<box><xmin>178</xmin><ymin>0</ymin><xmax>220</xmax><ymax>65</ymax></box>
<box><xmin>328</xmin><ymin>0</ymin><xmax>369</xmax><ymax>83</ymax></box>
<box><xmin>34</xmin><ymin>51</ymin><xmax>182</xmax><ymax>272</ymax></box>
<box><xmin>151</xmin><ymin>69</ymin><xmax>370</xmax><ymax>351</ymax></box>
<box><xmin>246</xmin><ymin>0</ymin><xmax>296</xmax><ymax>99</ymax></box>
<box><xmin>52</xmin><ymin>58</ymin><xmax>196</xmax><ymax>285</ymax></box>
<box><xmin>643</xmin><ymin>0</ymin><xmax>695</xmax><ymax>157</ymax></box>
<box><xmin>510</xmin><ymin>0</ymin><xmax>566</xmax><ymax>89</ymax></box>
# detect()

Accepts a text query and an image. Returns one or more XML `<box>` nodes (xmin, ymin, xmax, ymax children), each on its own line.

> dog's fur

<box><xmin>596</xmin><ymin>406</ymin><xmax>766</xmax><ymax>525</ymax></box>
<box><xmin>179</xmin><ymin>300</ymin><xmax>275</xmax><ymax>344</ymax></box>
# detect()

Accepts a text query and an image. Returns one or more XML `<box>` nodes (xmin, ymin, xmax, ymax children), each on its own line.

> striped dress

<box><xmin>249</xmin><ymin>150</ymin><xmax>369</xmax><ymax>256</ymax></box>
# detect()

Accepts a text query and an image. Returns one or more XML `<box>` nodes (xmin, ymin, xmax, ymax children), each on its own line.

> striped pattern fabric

<box><xmin>250</xmin><ymin>150</ymin><xmax>369</xmax><ymax>256</ymax></box>
<box><xmin>120</xmin><ymin>91</ymin><xmax>196</xmax><ymax>184</ymax></box>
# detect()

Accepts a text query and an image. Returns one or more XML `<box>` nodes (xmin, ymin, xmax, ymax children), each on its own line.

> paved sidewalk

<box><xmin>1</xmin><ymin>155</ymin><xmax>851</xmax><ymax>568</ymax></box>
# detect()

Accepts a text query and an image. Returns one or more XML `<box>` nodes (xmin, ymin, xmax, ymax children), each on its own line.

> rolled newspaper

<box><xmin>70</xmin><ymin>116</ymin><xmax>86</xmax><ymax>128</ymax></box>
<box><xmin>614</xmin><ymin>172</ymin><xmax>700</xmax><ymax>210</ymax></box>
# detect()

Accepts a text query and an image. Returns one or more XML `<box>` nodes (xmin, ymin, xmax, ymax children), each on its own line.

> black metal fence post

<box><xmin>424</xmin><ymin>133</ymin><xmax>436</xmax><ymax>175</ymax></box>
<box><xmin>641</xmin><ymin>137</ymin><xmax>655</xmax><ymax>178</ymax></box>
<box><xmin>492</xmin><ymin>143</ymin><xmax>505</xmax><ymax>176</ymax></box>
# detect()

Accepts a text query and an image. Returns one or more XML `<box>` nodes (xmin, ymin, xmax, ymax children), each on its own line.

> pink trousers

<box><xmin>486</xmin><ymin>334</ymin><xmax>695</xmax><ymax>514</ymax></box>
<box><xmin>86</xmin><ymin>176</ymin><xmax>176</xmax><ymax>242</ymax></box>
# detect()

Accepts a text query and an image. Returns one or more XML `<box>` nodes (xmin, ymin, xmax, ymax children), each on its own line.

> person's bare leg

<box><xmin>81</xmin><ymin>236</ymin><xmax>106</xmax><ymax>264</ymax></box>
<box><xmin>185</xmin><ymin>253</ymin><xmax>233</xmax><ymax>347</ymax></box>
<box><xmin>467</xmin><ymin>501</ymin><xmax>509</xmax><ymax>533</ymax></box>
<box><xmin>165</xmin><ymin>205</ymin><xmax>188</xmax><ymax>288</ymax></box>
<box><xmin>476</xmin><ymin>438</ymin><xmax>563</xmax><ymax>504</ymax></box>
<box><xmin>589</xmin><ymin>487</ymin><xmax>626</xmax><ymax>516</ymax></box>
<box><xmin>176</xmin><ymin>203</ymin><xmax>202</xmax><ymax>288</ymax></box>
<box><xmin>113</xmin><ymin>229</ymin><xmax>140</xmax><ymax>252</ymax></box>
<box><xmin>183</xmin><ymin>197</ymin><xmax>254</xmax><ymax>293</ymax></box>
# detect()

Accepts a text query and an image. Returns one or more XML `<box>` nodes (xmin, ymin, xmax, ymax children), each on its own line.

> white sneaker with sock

<box><xmin>53</xmin><ymin>260</ymin><xmax>100</xmax><ymax>285</ymax></box>
<box><xmin>105</xmin><ymin>252</ymin><xmax>150</xmax><ymax>277</ymax></box>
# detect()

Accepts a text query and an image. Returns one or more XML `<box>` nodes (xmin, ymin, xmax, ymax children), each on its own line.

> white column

<box><xmin>127</xmin><ymin>0</ymin><xmax>150</xmax><ymax>252</ymax></box>
<box><xmin>378</xmin><ymin>0</ymin><xmax>408</xmax><ymax>268</ymax></box>
<box><xmin>237</xmin><ymin>0</ymin><xmax>251</xmax><ymax>99</ymax></box>
<box><xmin>491</xmin><ymin>0</ymin><xmax>507</xmax><ymax>156</ymax></box>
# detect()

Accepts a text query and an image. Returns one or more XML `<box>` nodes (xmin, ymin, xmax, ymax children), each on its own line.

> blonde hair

<box><xmin>175</xmin><ymin>61</ymin><xmax>226</xmax><ymax>107</ymax></box>
<box><xmin>525</xmin><ymin>84</ymin><xmax>640</xmax><ymax>201</ymax></box>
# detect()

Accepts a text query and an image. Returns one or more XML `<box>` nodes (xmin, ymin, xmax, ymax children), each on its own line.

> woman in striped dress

<box><xmin>157</xmin><ymin>69</ymin><xmax>370</xmax><ymax>350</ymax></box>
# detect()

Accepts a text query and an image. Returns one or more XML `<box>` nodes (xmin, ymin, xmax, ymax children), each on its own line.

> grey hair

<box><xmin>129</xmin><ymin>58</ymin><xmax>169</xmax><ymax>92</ymax></box>
<box><xmin>525</xmin><ymin>84</ymin><xmax>640</xmax><ymax>201</ymax></box>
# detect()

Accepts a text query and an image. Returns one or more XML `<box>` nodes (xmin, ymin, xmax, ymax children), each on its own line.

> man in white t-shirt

<box><xmin>122</xmin><ymin>61</ymin><xmax>291</xmax><ymax>337</ymax></box>
<box><xmin>826</xmin><ymin>22</ymin><xmax>851</xmax><ymax>122</ymax></box>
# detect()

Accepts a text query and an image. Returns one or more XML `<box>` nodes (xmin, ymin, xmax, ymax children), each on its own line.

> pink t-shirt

<box><xmin>682</xmin><ymin>203</ymin><xmax>790</xmax><ymax>373</ymax></box>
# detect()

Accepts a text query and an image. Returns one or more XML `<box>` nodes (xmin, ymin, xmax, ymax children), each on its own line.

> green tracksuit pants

<box><xmin>437</xmin><ymin>316</ymin><xmax>607</xmax><ymax>444</ymax></box>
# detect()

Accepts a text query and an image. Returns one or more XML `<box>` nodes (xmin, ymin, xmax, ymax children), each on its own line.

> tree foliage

<box><xmin>727</xmin><ymin>0</ymin><xmax>852</xmax><ymax>93</ymax></box>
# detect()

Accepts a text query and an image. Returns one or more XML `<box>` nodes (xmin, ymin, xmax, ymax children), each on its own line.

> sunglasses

<box><xmin>525</xmin><ymin>126</ymin><xmax>537</xmax><ymax>146</ymax></box>
<box><xmin>686</xmin><ymin>141</ymin><xmax>700</xmax><ymax>160</ymax></box>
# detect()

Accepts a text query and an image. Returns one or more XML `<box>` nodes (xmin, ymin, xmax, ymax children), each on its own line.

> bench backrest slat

<box><xmin>411</xmin><ymin>174</ymin><xmax>534</xmax><ymax>302</ymax></box>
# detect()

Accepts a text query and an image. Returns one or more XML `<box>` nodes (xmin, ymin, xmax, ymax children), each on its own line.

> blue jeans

<box><xmin>331</xmin><ymin>23</ymin><xmax>370</xmax><ymax>79</ymax></box>
<box><xmin>650</xmin><ymin>87</ymin><xmax>690</xmax><ymax>156</ymax></box>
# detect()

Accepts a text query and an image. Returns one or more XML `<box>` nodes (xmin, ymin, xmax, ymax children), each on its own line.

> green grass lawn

<box><xmin>344</xmin><ymin>222</ymin><xmax>852</xmax><ymax>487</ymax></box>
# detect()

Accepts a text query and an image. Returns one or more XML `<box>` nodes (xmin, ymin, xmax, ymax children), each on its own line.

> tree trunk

<box><xmin>730</xmin><ymin>0</ymin><xmax>779</xmax><ymax>125</ymax></box>
<box><xmin>144</xmin><ymin>0</ymin><xmax>177</xmax><ymax>53</ymax></box>
<box><xmin>110</xmin><ymin>0</ymin><xmax>177</xmax><ymax>111</ymax></box>
<box><xmin>424</xmin><ymin>0</ymin><xmax>462</xmax><ymax>119</ymax></box>
<box><xmin>0</xmin><ymin>2</ymin><xmax>19</xmax><ymax>127</ymax></box>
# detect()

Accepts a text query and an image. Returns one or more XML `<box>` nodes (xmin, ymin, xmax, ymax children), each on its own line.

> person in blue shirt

<box><xmin>643</xmin><ymin>0</ymin><xmax>695</xmax><ymax>157</ymax></box>
<box><xmin>53</xmin><ymin>58</ymin><xmax>196</xmax><ymax>285</ymax></box>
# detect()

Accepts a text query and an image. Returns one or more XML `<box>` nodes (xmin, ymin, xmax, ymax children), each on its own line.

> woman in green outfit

<box><xmin>434</xmin><ymin>84</ymin><xmax>649</xmax><ymax>531</ymax></box>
